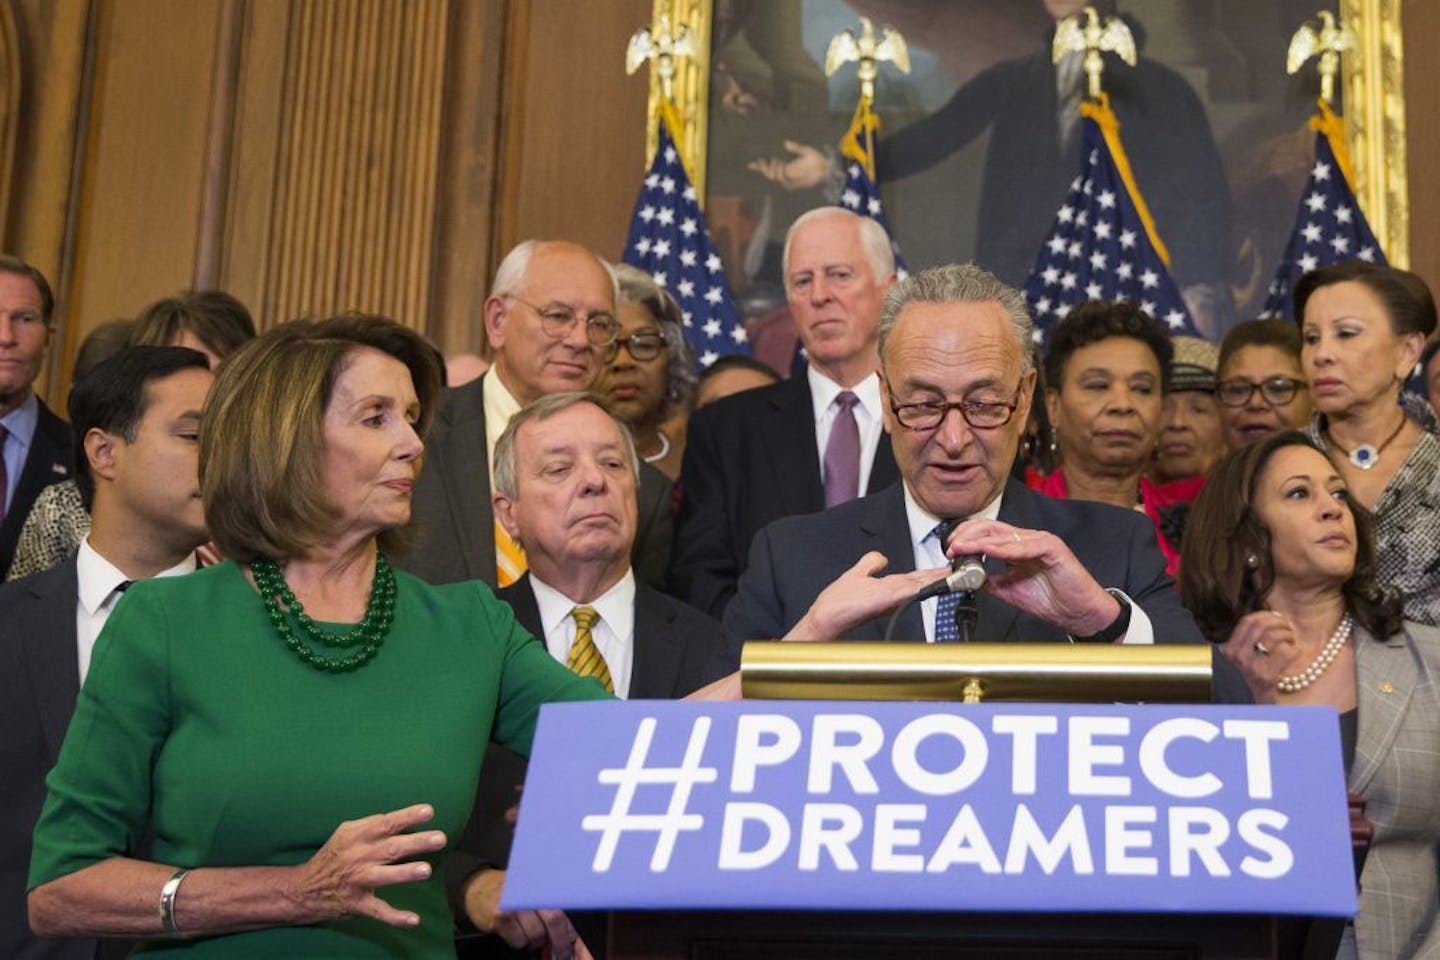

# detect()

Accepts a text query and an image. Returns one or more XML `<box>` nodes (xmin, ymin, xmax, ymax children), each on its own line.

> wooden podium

<box><xmin>611</xmin><ymin>908</ymin><xmax>1342</xmax><ymax>959</ymax></box>
<box><xmin>600</xmin><ymin>644</ymin><xmax>1366</xmax><ymax>960</ymax></box>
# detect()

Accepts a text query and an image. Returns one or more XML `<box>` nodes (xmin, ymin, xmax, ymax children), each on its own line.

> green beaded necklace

<box><xmin>251</xmin><ymin>554</ymin><xmax>397</xmax><ymax>673</ymax></box>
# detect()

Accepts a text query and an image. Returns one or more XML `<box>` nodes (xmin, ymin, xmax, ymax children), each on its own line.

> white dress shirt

<box><xmin>529</xmin><ymin>570</ymin><xmax>637</xmax><ymax>699</ymax></box>
<box><xmin>75</xmin><ymin>538</ymin><xmax>197</xmax><ymax>683</ymax></box>
<box><xmin>901</xmin><ymin>482</ymin><xmax>1153</xmax><ymax>645</ymax></box>
<box><xmin>809</xmin><ymin>367</ymin><xmax>884</xmax><ymax>497</ymax></box>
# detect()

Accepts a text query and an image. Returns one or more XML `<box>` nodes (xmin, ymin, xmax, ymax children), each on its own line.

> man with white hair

<box><xmin>671</xmin><ymin>207</ymin><xmax>901</xmax><ymax>617</ymax></box>
<box><xmin>405</xmin><ymin>240</ymin><xmax>674</xmax><ymax>590</ymax></box>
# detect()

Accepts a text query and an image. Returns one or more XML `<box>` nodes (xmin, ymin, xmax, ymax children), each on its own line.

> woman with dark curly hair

<box><xmin>1033</xmin><ymin>299</ymin><xmax>1197</xmax><ymax>576</ymax></box>
<box><xmin>1180</xmin><ymin>431</ymin><xmax>1440</xmax><ymax>960</ymax></box>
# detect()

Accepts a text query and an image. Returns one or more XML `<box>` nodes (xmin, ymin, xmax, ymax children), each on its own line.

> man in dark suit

<box><xmin>672</xmin><ymin>208</ymin><xmax>901</xmax><ymax>618</ymax></box>
<box><xmin>0</xmin><ymin>256</ymin><xmax>74</xmax><ymax>581</ymax></box>
<box><xmin>449</xmin><ymin>392</ymin><xmax>726</xmax><ymax>958</ymax></box>
<box><xmin>723</xmin><ymin>263</ymin><xmax>1204</xmax><ymax>652</ymax></box>
<box><xmin>0</xmin><ymin>346</ymin><xmax>213</xmax><ymax>959</ymax></box>
<box><xmin>403</xmin><ymin>240</ymin><xmax>672</xmax><ymax>592</ymax></box>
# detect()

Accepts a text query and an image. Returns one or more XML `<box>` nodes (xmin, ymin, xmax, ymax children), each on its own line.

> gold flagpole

<box><xmin>824</xmin><ymin>16</ymin><xmax>910</xmax><ymax>178</ymax></box>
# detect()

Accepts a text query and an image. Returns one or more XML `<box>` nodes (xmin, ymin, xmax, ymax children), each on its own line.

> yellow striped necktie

<box><xmin>567</xmin><ymin>606</ymin><xmax>613</xmax><ymax>693</ymax></box>
<box><xmin>495</xmin><ymin>519</ymin><xmax>526</xmax><ymax>587</ymax></box>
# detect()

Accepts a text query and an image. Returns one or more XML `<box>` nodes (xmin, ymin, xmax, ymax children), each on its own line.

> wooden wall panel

<box><xmin>251</xmin><ymin>0</ymin><xmax>448</xmax><ymax>331</ymax></box>
<box><xmin>428</xmin><ymin>0</ymin><xmax>507</xmax><ymax>354</ymax></box>
<box><xmin>1402</xmin><ymin>0</ymin><xmax>1439</xmax><ymax>294</ymax></box>
<box><xmin>64</xmin><ymin>0</ymin><xmax>221</xmax><ymax>343</ymax></box>
<box><xmin>494</xmin><ymin>0</ymin><xmax>652</xmax><ymax>264</ymax></box>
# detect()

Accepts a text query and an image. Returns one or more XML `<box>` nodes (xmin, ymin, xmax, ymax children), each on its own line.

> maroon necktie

<box><xmin>823</xmin><ymin>391</ymin><xmax>861</xmax><ymax>507</ymax></box>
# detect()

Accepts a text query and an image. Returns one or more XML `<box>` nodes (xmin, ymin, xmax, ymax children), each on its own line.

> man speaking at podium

<box><xmin>722</xmin><ymin>264</ymin><xmax>1203</xmax><ymax>651</ymax></box>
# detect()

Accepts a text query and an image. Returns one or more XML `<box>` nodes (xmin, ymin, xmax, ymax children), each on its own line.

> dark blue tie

<box><xmin>931</xmin><ymin>521</ymin><xmax>960</xmax><ymax>643</ymax></box>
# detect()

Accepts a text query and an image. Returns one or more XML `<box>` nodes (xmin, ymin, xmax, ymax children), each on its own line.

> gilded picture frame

<box><xmin>641</xmin><ymin>0</ymin><xmax>1407</xmax><ymax>319</ymax></box>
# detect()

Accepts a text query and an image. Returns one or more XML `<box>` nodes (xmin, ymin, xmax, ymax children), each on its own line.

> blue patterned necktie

<box><xmin>931</xmin><ymin>521</ymin><xmax>960</xmax><ymax>643</ymax></box>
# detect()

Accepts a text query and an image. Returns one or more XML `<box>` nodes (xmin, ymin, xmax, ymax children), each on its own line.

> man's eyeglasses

<box><xmin>1216</xmin><ymin>377</ymin><xmax>1306</xmax><ymax>408</ymax></box>
<box><xmin>507</xmin><ymin>296</ymin><xmax>619</xmax><ymax>347</ymax></box>
<box><xmin>888</xmin><ymin>392</ymin><xmax>1021</xmax><ymax>431</ymax></box>
<box><xmin>611</xmin><ymin>331</ymin><xmax>667</xmax><ymax>362</ymax></box>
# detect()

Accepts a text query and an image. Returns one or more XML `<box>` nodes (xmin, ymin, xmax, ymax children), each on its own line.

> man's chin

<box><xmin>914</xmin><ymin>474</ymin><xmax>996</xmax><ymax>520</ymax></box>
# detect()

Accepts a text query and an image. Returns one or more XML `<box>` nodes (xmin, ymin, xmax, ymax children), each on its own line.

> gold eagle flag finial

<box><xmin>824</xmin><ymin>16</ymin><xmax>911</xmax><ymax>106</ymax></box>
<box><xmin>1286</xmin><ymin>10</ymin><xmax>1354</xmax><ymax>107</ymax></box>
<box><xmin>1052</xmin><ymin>6</ymin><xmax>1136</xmax><ymax>100</ymax></box>
<box><xmin>625</xmin><ymin>13</ymin><xmax>695</xmax><ymax>106</ymax></box>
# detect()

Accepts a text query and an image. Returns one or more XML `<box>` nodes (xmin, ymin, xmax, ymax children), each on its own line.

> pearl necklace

<box><xmin>1276</xmin><ymin>612</ymin><xmax>1353</xmax><ymax>693</ymax></box>
<box><xmin>642</xmin><ymin>429</ymin><xmax>671</xmax><ymax>464</ymax></box>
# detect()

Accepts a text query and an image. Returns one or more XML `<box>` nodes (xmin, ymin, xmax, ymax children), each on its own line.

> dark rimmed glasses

<box><xmin>888</xmin><ymin>392</ymin><xmax>1022</xmax><ymax>431</ymax></box>
<box><xmin>610</xmin><ymin>330</ymin><xmax>668</xmax><ymax>362</ymax></box>
<box><xmin>507</xmin><ymin>295</ymin><xmax>619</xmax><ymax>347</ymax></box>
<box><xmin>1216</xmin><ymin>376</ymin><xmax>1306</xmax><ymax>408</ymax></box>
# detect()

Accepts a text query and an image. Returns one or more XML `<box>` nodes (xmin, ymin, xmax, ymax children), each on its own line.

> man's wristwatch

<box><xmin>1069</xmin><ymin>589</ymin><xmax>1132</xmax><ymax>643</ymax></box>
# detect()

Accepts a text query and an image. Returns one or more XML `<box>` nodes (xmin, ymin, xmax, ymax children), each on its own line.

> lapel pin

<box><xmin>1378</xmin><ymin>681</ymin><xmax>1394</xmax><ymax>694</ymax></box>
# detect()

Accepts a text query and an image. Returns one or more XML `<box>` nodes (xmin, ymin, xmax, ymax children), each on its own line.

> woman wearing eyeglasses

<box><xmin>1295</xmin><ymin>260</ymin><xmax>1440</xmax><ymax>626</ymax></box>
<box><xmin>593</xmin><ymin>265</ymin><xmax>697</xmax><ymax>482</ymax></box>
<box><xmin>1030</xmin><ymin>300</ymin><xmax>1198</xmax><ymax>576</ymax></box>
<box><xmin>1215</xmin><ymin>319</ymin><xmax>1313</xmax><ymax>450</ymax></box>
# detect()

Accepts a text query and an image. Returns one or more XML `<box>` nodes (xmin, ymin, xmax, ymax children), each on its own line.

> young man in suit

<box><xmin>722</xmin><ymin>263</ymin><xmax>1204</xmax><ymax>653</ymax></box>
<box><xmin>0</xmin><ymin>256</ymin><xmax>75</xmax><ymax>580</ymax></box>
<box><xmin>451</xmin><ymin>392</ymin><xmax>727</xmax><ymax>959</ymax></box>
<box><xmin>403</xmin><ymin>240</ymin><xmax>674</xmax><ymax>592</ymax></box>
<box><xmin>0</xmin><ymin>346</ymin><xmax>213</xmax><ymax>959</ymax></box>
<box><xmin>672</xmin><ymin>207</ymin><xmax>901</xmax><ymax>618</ymax></box>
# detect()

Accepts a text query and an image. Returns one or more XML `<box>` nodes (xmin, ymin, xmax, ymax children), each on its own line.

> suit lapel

<box><xmin>435</xmin><ymin>378</ymin><xmax>496</xmax><ymax>584</ymax></box>
<box><xmin>498</xmin><ymin>576</ymin><xmax>544</xmax><ymax>638</ymax></box>
<box><xmin>18</xmin><ymin>561</ymin><xmax>82</xmax><ymax>761</ymax></box>
<box><xmin>1349</xmin><ymin>628</ymin><xmax>1418</xmax><ymax>796</ymax></box>
<box><xmin>855</xmin><ymin>484</ymin><xmax>924</xmax><ymax>641</ymax></box>
<box><xmin>630</xmin><ymin>586</ymin><xmax>683</xmax><ymax>699</ymax></box>
<box><xmin>759</xmin><ymin>377</ymin><xmax>825</xmax><ymax>516</ymax></box>
<box><xmin>975</xmin><ymin>481</ymin><xmax>1042</xmax><ymax>642</ymax></box>
<box><xmin>1</xmin><ymin>401</ymin><xmax>73</xmax><ymax>563</ymax></box>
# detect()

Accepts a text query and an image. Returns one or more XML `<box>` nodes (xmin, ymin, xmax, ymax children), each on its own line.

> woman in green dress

<box><xmin>27</xmin><ymin>315</ymin><xmax>611</xmax><ymax>957</ymax></box>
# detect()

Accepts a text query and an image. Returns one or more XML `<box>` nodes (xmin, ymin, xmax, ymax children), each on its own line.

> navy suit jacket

<box><xmin>671</xmin><ymin>374</ymin><xmax>899</xmax><ymax>619</ymax></box>
<box><xmin>447</xmin><ymin>575</ymin><xmax>729</xmax><ymax>912</ymax></box>
<box><xmin>0</xmin><ymin>559</ymin><xmax>105</xmax><ymax>959</ymax></box>
<box><xmin>401</xmin><ymin>375</ymin><xmax>674</xmax><ymax>591</ymax></box>
<box><xmin>1</xmin><ymin>400</ymin><xmax>74</xmax><ymax>581</ymax></box>
<box><xmin>721</xmin><ymin>479</ymin><xmax>1204</xmax><ymax>660</ymax></box>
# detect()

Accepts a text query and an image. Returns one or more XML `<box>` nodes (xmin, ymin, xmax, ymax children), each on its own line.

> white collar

<box><xmin>529</xmin><ymin>568</ymin><xmax>637</xmax><ymax>640</ymax></box>
<box><xmin>76</xmin><ymin>538</ymin><xmax>197</xmax><ymax>616</ymax></box>
<box><xmin>807</xmin><ymin>366</ymin><xmax>881</xmax><ymax>423</ymax></box>
<box><xmin>902</xmin><ymin>481</ymin><xmax>1004</xmax><ymax>551</ymax></box>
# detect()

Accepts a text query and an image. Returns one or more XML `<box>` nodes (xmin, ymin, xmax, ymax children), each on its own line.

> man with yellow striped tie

<box><xmin>403</xmin><ymin>239</ymin><xmax>675</xmax><ymax>591</ymax></box>
<box><xmin>448</xmin><ymin>392</ymin><xmax>728</xmax><ymax>955</ymax></box>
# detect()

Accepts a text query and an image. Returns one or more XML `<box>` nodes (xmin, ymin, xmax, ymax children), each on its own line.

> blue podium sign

<box><xmin>503</xmin><ymin>701</ymin><xmax>1355</xmax><ymax>917</ymax></box>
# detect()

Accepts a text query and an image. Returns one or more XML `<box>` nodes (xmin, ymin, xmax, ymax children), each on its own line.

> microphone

<box><xmin>916</xmin><ymin>555</ymin><xmax>986</xmax><ymax>601</ymax></box>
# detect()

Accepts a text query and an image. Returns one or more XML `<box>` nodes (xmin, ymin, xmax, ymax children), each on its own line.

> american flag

<box><xmin>837</xmin><ymin>101</ymin><xmax>907</xmax><ymax>277</ymax></box>
<box><xmin>1260</xmin><ymin>101</ymin><xmax>1385</xmax><ymax>319</ymax></box>
<box><xmin>622</xmin><ymin>111</ymin><xmax>746</xmax><ymax>368</ymax></box>
<box><xmin>1024</xmin><ymin>97</ymin><xmax>1197</xmax><ymax>349</ymax></box>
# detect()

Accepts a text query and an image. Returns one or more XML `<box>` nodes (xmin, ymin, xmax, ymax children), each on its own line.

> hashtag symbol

<box><xmin>581</xmin><ymin>716</ymin><xmax>718</xmax><ymax>871</ymax></box>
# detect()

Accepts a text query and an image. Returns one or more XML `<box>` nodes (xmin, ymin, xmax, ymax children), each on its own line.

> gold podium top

<box><xmin>740</xmin><ymin>642</ymin><xmax>1214</xmax><ymax>704</ymax></box>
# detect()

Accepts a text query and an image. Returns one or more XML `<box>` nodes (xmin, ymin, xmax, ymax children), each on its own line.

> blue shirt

<box><xmin>0</xmin><ymin>392</ymin><xmax>38</xmax><ymax>513</ymax></box>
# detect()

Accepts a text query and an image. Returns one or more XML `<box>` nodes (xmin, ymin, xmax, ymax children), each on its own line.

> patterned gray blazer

<box><xmin>1341</xmin><ymin>620</ymin><xmax>1440</xmax><ymax>960</ymax></box>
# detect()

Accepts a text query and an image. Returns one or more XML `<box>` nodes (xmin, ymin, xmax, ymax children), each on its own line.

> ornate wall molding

<box><xmin>261</xmin><ymin>0</ymin><xmax>448</xmax><ymax>329</ymax></box>
<box><xmin>1342</xmin><ymin>0</ymin><xmax>1407</xmax><ymax>268</ymax></box>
